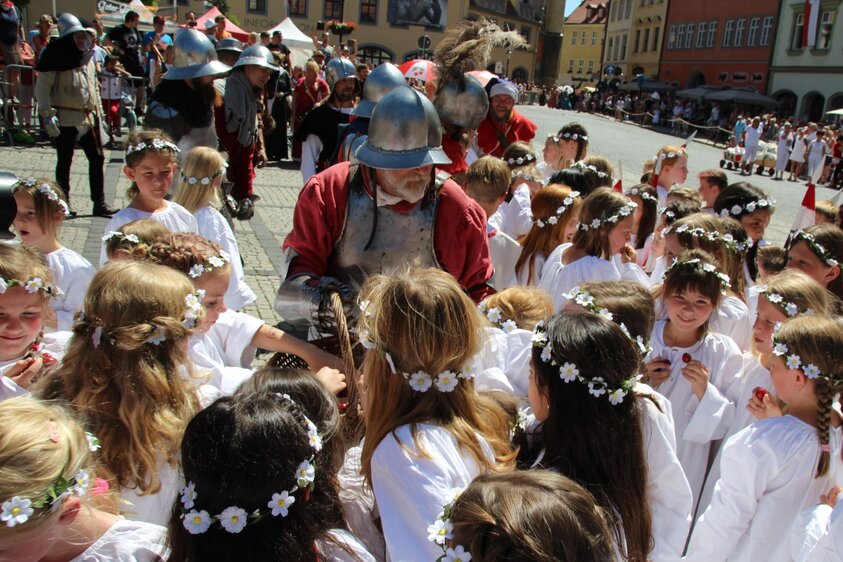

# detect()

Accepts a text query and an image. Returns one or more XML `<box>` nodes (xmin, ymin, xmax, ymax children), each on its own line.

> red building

<box><xmin>658</xmin><ymin>0</ymin><xmax>779</xmax><ymax>93</ymax></box>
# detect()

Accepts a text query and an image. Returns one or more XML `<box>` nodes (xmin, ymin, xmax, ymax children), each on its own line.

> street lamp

<box><xmin>505</xmin><ymin>47</ymin><xmax>513</xmax><ymax>78</ymax></box>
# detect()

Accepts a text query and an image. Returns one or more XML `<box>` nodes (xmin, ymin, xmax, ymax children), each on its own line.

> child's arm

<box><xmin>791</xmin><ymin>487</ymin><xmax>840</xmax><ymax>562</ymax></box>
<box><xmin>251</xmin><ymin>324</ymin><xmax>346</xmax><ymax>376</ymax></box>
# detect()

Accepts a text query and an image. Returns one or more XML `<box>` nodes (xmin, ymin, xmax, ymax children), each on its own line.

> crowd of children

<box><xmin>0</xmin><ymin>122</ymin><xmax>841</xmax><ymax>562</ymax></box>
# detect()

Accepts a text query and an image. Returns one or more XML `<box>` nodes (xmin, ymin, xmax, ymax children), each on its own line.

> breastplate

<box><xmin>328</xmin><ymin>166</ymin><xmax>441</xmax><ymax>291</ymax></box>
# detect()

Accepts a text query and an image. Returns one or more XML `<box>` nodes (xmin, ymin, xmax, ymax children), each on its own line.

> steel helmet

<box><xmin>233</xmin><ymin>44</ymin><xmax>279</xmax><ymax>71</ymax></box>
<box><xmin>58</xmin><ymin>13</ymin><xmax>84</xmax><ymax>38</ymax></box>
<box><xmin>215</xmin><ymin>37</ymin><xmax>244</xmax><ymax>55</ymax></box>
<box><xmin>165</xmin><ymin>29</ymin><xmax>231</xmax><ymax>80</ymax></box>
<box><xmin>352</xmin><ymin>62</ymin><xmax>405</xmax><ymax>119</ymax></box>
<box><xmin>326</xmin><ymin>57</ymin><xmax>357</xmax><ymax>93</ymax></box>
<box><xmin>355</xmin><ymin>86</ymin><xmax>451</xmax><ymax>170</ymax></box>
<box><xmin>434</xmin><ymin>74</ymin><xmax>489</xmax><ymax>130</ymax></box>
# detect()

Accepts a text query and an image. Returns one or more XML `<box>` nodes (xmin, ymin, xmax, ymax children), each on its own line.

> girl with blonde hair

<box><xmin>538</xmin><ymin>123</ymin><xmax>589</xmax><ymax>181</ymax></box>
<box><xmin>103</xmin><ymin>219</ymin><xmax>172</xmax><ymax>262</ymax></box>
<box><xmin>41</xmin><ymin>261</ymin><xmax>208</xmax><ymax>526</ymax></box>
<box><xmin>0</xmin><ymin>396</ymin><xmax>167</xmax><ymax>560</ymax></box>
<box><xmin>651</xmin><ymin>145</ymin><xmax>689</xmax><ymax>207</ymax></box>
<box><xmin>173</xmin><ymin>146</ymin><xmax>255</xmax><ymax>311</ymax></box>
<box><xmin>514</xmin><ymin>184</ymin><xmax>581</xmax><ymax>286</ymax></box>
<box><xmin>358</xmin><ymin>267</ymin><xmax>515</xmax><ymax>561</ymax></box>
<box><xmin>540</xmin><ymin>187</ymin><xmax>649</xmax><ymax>311</ymax></box>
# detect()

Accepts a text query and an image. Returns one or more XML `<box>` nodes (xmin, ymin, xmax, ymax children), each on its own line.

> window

<box><xmin>667</xmin><ymin>24</ymin><xmax>676</xmax><ymax>49</ymax></box>
<box><xmin>747</xmin><ymin>16</ymin><xmax>760</xmax><ymax>46</ymax></box>
<box><xmin>760</xmin><ymin>16</ymin><xmax>773</xmax><ymax>46</ymax></box>
<box><xmin>621</xmin><ymin>33</ymin><xmax>627</xmax><ymax>58</ymax></box>
<box><xmin>577</xmin><ymin>59</ymin><xmax>583</xmax><ymax>73</ymax></box>
<box><xmin>567</xmin><ymin>59</ymin><xmax>574</xmax><ymax>72</ymax></box>
<box><xmin>696</xmin><ymin>21</ymin><xmax>707</xmax><ymax>48</ymax></box>
<box><xmin>676</xmin><ymin>24</ymin><xmax>685</xmax><ymax>49</ymax></box>
<box><xmin>643</xmin><ymin>28</ymin><xmax>650</xmax><ymax>51</ymax></box>
<box><xmin>357</xmin><ymin>46</ymin><xmax>393</xmax><ymax>65</ymax></box>
<box><xmin>723</xmin><ymin>19</ymin><xmax>734</xmax><ymax>47</ymax></box>
<box><xmin>607</xmin><ymin>37</ymin><xmax>614</xmax><ymax>60</ymax></box>
<box><xmin>613</xmin><ymin>36</ymin><xmax>620</xmax><ymax>59</ymax></box>
<box><xmin>791</xmin><ymin>13</ymin><xmax>804</xmax><ymax>49</ymax></box>
<box><xmin>289</xmin><ymin>0</ymin><xmax>307</xmax><ymax>15</ymax></box>
<box><xmin>581</xmin><ymin>30</ymin><xmax>586</xmax><ymax>44</ymax></box>
<box><xmin>733</xmin><ymin>18</ymin><xmax>745</xmax><ymax>46</ymax></box>
<box><xmin>521</xmin><ymin>26</ymin><xmax>531</xmax><ymax>45</ymax></box>
<box><xmin>685</xmin><ymin>23</ymin><xmax>694</xmax><ymax>48</ymax></box>
<box><xmin>591</xmin><ymin>31</ymin><xmax>597</xmax><ymax>45</ymax></box>
<box><xmin>360</xmin><ymin>0</ymin><xmax>376</xmax><ymax>23</ymax></box>
<box><xmin>634</xmin><ymin>29</ymin><xmax>641</xmax><ymax>52</ymax></box>
<box><xmin>625</xmin><ymin>0</ymin><xmax>631</xmax><ymax>18</ymax></box>
<box><xmin>652</xmin><ymin>26</ymin><xmax>660</xmax><ymax>50</ymax></box>
<box><xmin>324</xmin><ymin>0</ymin><xmax>342</xmax><ymax>19</ymax></box>
<box><xmin>818</xmin><ymin>11</ymin><xmax>834</xmax><ymax>49</ymax></box>
<box><xmin>248</xmin><ymin>0</ymin><xmax>266</xmax><ymax>13</ymax></box>
<box><xmin>610</xmin><ymin>0</ymin><xmax>617</xmax><ymax>21</ymax></box>
<box><xmin>707</xmin><ymin>20</ymin><xmax>717</xmax><ymax>47</ymax></box>
<box><xmin>588</xmin><ymin>59</ymin><xmax>594</xmax><ymax>73</ymax></box>
<box><xmin>572</xmin><ymin>31</ymin><xmax>578</xmax><ymax>44</ymax></box>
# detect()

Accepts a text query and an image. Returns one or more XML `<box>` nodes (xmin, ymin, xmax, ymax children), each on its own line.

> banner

<box><xmin>803</xmin><ymin>0</ymin><xmax>821</xmax><ymax>47</ymax></box>
<box><xmin>387</xmin><ymin>0</ymin><xmax>447</xmax><ymax>29</ymax></box>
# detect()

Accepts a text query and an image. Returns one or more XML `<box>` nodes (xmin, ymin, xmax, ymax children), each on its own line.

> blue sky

<box><xmin>565</xmin><ymin>0</ymin><xmax>579</xmax><ymax>16</ymax></box>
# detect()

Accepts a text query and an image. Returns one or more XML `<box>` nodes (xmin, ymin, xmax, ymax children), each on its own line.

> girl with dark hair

<box><xmin>713</xmin><ymin>182</ymin><xmax>776</xmax><ymax>282</ymax></box>
<box><xmin>625</xmin><ymin>184</ymin><xmax>658</xmax><ymax>268</ymax></box>
<box><xmin>528</xmin><ymin>312</ymin><xmax>691</xmax><ymax>561</ymax></box>
<box><xmin>786</xmin><ymin>224</ymin><xmax>843</xmax><ymax>301</ymax></box>
<box><xmin>538</xmin><ymin>123</ymin><xmax>589</xmax><ymax>181</ymax></box>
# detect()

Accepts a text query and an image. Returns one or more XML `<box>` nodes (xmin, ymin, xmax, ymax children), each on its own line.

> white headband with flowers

<box><xmin>531</xmin><ymin>191</ymin><xmax>580</xmax><ymax>228</ymax></box>
<box><xmin>188</xmin><ymin>251</ymin><xmax>231</xmax><ymax>279</ymax></box>
<box><xmin>663</xmin><ymin>257</ymin><xmax>732</xmax><ymax>295</ymax></box>
<box><xmin>16</xmin><ymin>177</ymin><xmax>70</xmax><ymax>215</ymax></box>
<box><xmin>125</xmin><ymin>138</ymin><xmax>180</xmax><ymax>160</ymax></box>
<box><xmin>549</xmin><ymin>131</ymin><xmax>589</xmax><ymax>143</ymax></box>
<box><xmin>756</xmin><ymin>285</ymin><xmax>815</xmax><ymax>318</ymax></box>
<box><xmin>511</xmin><ymin>169</ymin><xmax>545</xmax><ymax>185</ymax></box>
<box><xmin>505</xmin><ymin>153</ymin><xmax>536</xmax><ymax>167</ymax></box>
<box><xmin>428</xmin><ymin>489</ymin><xmax>471</xmax><ymax>562</ymax></box>
<box><xmin>478</xmin><ymin>302</ymin><xmax>518</xmax><ymax>333</ymax></box>
<box><xmin>0</xmin><ymin>276</ymin><xmax>60</xmax><ymax>298</ymax></box>
<box><xmin>563</xmin><ymin>286</ymin><xmax>652</xmax><ymax>357</ymax></box>
<box><xmin>180</xmin><ymin>394</ymin><xmax>321</xmax><ymax>534</ymax></box>
<box><xmin>101</xmin><ymin>231</ymin><xmax>140</xmax><ymax>246</ymax></box>
<box><xmin>180</xmin><ymin>163</ymin><xmax>228</xmax><ymax>187</ymax></box>
<box><xmin>718</xmin><ymin>197</ymin><xmax>775</xmax><ymax>219</ymax></box>
<box><xmin>791</xmin><ymin>230</ymin><xmax>840</xmax><ymax>267</ymax></box>
<box><xmin>772</xmin><ymin>338</ymin><xmax>829</xmax><ymax>382</ymax></box>
<box><xmin>661</xmin><ymin>224</ymin><xmax>748</xmax><ymax>252</ymax></box>
<box><xmin>182</xmin><ymin>290</ymin><xmax>206</xmax><ymax>329</ymax></box>
<box><xmin>578</xmin><ymin>200</ymin><xmax>637</xmax><ymax>231</ymax></box>
<box><xmin>570</xmin><ymin>161</ymin><xmax>609</xmax><ymax>179</ymax></box>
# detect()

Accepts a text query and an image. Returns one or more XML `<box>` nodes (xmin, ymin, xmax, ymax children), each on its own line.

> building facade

<box><xmin>658</xmin><ymin>0</ymin><xmax>779</xmax><ymax>94</ymax></box>
<box><xmin>557</xmin><ymin>1</ymin><xmax>608</xmax><ymax>86</ymax></box>
<box><xmin>768</xmin><ymin>0</ymin><xmax>843</xmax><ymax>121</ymax></box>
<box><xmin>603</xmin><ymin>0</ymin><xmax>666</xmax><ymax>83</ymax></box>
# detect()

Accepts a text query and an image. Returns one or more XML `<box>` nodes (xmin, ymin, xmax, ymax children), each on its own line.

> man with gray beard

<box><xmin>275</xmin><ymin>86</ymin><xmax>494</xmax><ymax>334</ymax></box>
<box><xmin>296</xmin><ymin>57</ymin><xmax>358</xmax><ymax>182</ymax></box>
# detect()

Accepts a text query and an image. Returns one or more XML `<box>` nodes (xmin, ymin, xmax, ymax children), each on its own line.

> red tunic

<box><xmin>282</xmin><ymin>161</ymin><xmax>494</xmax><ymax>301</ymax></box>
<box><xmin>476</xmin><ymin>110</ymin><xmax>538</xmax><ymax>158</ymax></box>
<box><xmin>439</xmin><ymin>135</ymin><xmax>469</xmax><ymax>177</ymax></box>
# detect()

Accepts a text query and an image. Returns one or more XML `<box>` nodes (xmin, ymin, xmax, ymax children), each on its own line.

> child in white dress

<box><xmin>489</xmin><ymin>142</ymin><xmax>541</xmax><ymax>240</ymax></box>
<box><xmin>793</xmin><ymin>487</ymin><xmax>843</xmax><ymax>562</ymax></box>
<box><xmin>538</xmin><ymin>123</ymin><xmax>589</xmax><ymax>181</ymax></box>
<box><xmin>651</xmin><ymin>145</ymin><xmax>689</xmax><ymax>208</ymax></box>
<box><xmin>12</xmin><ymin>177</ymin><xmax>95</xmax><ymax>331</ymax></box>
<box><xmin>646</xmin><ymin>250</ymin><xmax>744</xmax><ymax>510</ymax></box>
<box><xmin>713</xmin><ymin>182</ymin><xmax>775</xmax><ymax>285</ymax></box>
<box><xmin>685</xmin><ymin>315</ymin><xmax>843</xmax><ymax>562</ymax></box>
<box><xmin>0</xmin><ymin>244</ymin><xmax>67</xmax><ymax>401</ymax></box>
<box><xmin>100</xmin><ymin>129</ymin><xmax>198</xmax><ymax>265</ymax></box>
<box><xmin>357</xmin><ymin>267</ymin><xmax>516</xmax><ymax>561</ymax></box>
<box><xmin>0</xmin><ymin>397</ymin><xmax>167</xmax><ymax>561</ymax></box>
<box><xmin>514</xmin><ymin>185</ymin><xmax>581</xmax><ymax>286</ymax></box>
<box><xmin>540</xmin><ymin>187</ymin><xmax>646</xmax><ymax>311</ymax></box>
<box><xmin>41</xmin><ymin>261</ymin><xmax>211</xmax><ymax>526</ymax></box>
<box><xmin>528</xmin><ymin>310</ymin><xmax>691</xmax><ymax>562</ymax></box>
<box><xmin>173</xmin><ymin>147</ymin><xmax>256</xmax><ymax>311</ymax></box>
<box><xmin>626</xmin><ymin>184</ymin><xmax>658</xmax><ymax>268</ymax></box>
<box><xmin>166</xmin><ymin>388</ymin><xmax>374</xmax><ymax>561</ymax></box>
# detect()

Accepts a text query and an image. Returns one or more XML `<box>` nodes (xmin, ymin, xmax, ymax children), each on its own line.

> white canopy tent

<box><xmin>96</xmin><ymin>0</ymin><xmax>178</xmax><ymax>34</ymax></box>
<box><xmin>266</xmin><ymin>18</ymin><xmax>314</xmax><ymax>68</ymax></box>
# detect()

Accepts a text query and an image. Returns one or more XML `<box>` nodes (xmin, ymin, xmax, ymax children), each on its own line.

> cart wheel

<box><xmin>726</xmin><ymin>162</ymin><xmax>733</xmax><ymax>170</ymax></box>
<box><xmin>720</xmin><ymin>159</ymin><xmax>726</xmax><ymax>168</ymax></box>
<box><xmin>768</xmin><ymin>168</ymin><xmax>775</xmax><ymax>176</ymax></box>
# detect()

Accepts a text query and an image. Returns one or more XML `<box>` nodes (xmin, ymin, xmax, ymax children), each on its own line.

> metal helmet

<box><xmin>233</xmin><ymin>45</ymin><xmax>279</xmax><ymax>71</ymax></box>
<box><xmin>325</xmin><ymin>57</ymin><xmax>357</xmax><ymax>93</ymax></box>
<box><xmin>434</xmin><ymin>74</ymin><xmax>489</xmax><ymax>130</ymax></box>
<box><xmin>58</xmin><ymin>13</ymin><xmax>84</xmax><ymax>38</ymax></box>
<box><xmin>215</xmin><ymin>37</ymin><xmax>244</xmax><ymax>55</ymax></box>
<box><xmin>355</xmin><ymin>86</ymin><xmax>451</xmax><ymax>170</ymax></box>
<box><xmin>165</xmin><ymin>29</ymin><xmax>231</xmax><ymax>81</ymax></box>
<box><xmin>352</xmin><ymin>62</ymin><xmax>405</xmax><ymax>119</ymax></box>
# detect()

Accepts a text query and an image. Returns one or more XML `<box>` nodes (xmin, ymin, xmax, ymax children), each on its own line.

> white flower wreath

<box><xmin>624</xmin><ymin>186</ymin><xmax>657</xmax><ymax>203</ymax></box>
<box><xmin>427</xmin><ymin>489</ymin><xmax>472</xmax><ymax>562</ymax></box>
<box><xmin>756</xmin><ymin>285</ymin><xmax>815</xmax><ymax>318</ymax></box>
<box><xmin>549</xmin><ymin>131</ymin><xmax>589</xmax><ymax>143</ymax></box>
<box><xmin>532</xmin><ymin>192</ymin><xmax>580</xmax><ymax>228</ymax></box>
<box><xmin>101</xmin><ymin>231</ymin><xmax>141</xmax><ymax>246</ymax></box>
<box><xmin>791</xmin><ymin>230</ymin><xmax>840</xmax><ymax>267</ymax></box>
<box><xmin>181</xmin><ymin>163</ymin><xmax>228</xmax><ymax>187</ymax></box>
<box><xmin>16</xmin><ymin>178</ymin><xmax>71</xmax><ymax>215</ymax></box>
<box><xmin>182</xmin><ymin>290</ymin><xmax>206</xmax><ymax>329</ymax></box>
<box><xmin>563</xmin><ymin>287</ymin><xmax>653</xmax><ymax>357</ymax></box>
<box><xmin>478</xmin><ymin>302</ymin><xmax>520</xmax><ymax>333</ymax></box>
<box><xmin>718</xmin><ymin>197</ymin><xmax>775</xmax><ymax>219</ymax></box>
<box><xmin>577</xmin><ymin>200</ymin><xmax>637</xmax><ymax>231</ymax></box>
<box><xmin>505</xmin><ymin>153</ymin><xmax>537</xmax><ymax>167</ymax></box>
<box><xmin>771</xmin><ymin>338</ymin><xmax>830</xmax><ymax>381</ymax></box>
<box><xmin>569</xmin><ymin>161</ymin><xmax>609</xmax><ymax>179</ymax></box>
<box><xmin>125</xmin><ymin>138</ymin><xmax>180</xmax><ymax>159</ymax></box>
<box><xmin>663</xmin><ymin>257</ymin><xmax>732</xmax><ymax>295</ymax></box>
<box><xmin>188</xmin><ymin>251</ymin><xmax>231</xmax><ymax>279</ymax></box>
<box><xmin>0</xmin><ymin>275</ymin><xmax>61</xmax><ymax>298</ymax></box>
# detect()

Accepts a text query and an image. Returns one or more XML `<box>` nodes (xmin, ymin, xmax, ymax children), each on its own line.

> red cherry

<box><xmin>753</xmin><ymin>387</ymin><xmax>769</xmax><ymax>401</ymax></box>
<box><xmin>682</xmin><ymin>353</ymin><xmax>692</xmax><ymax>363</ymax></box>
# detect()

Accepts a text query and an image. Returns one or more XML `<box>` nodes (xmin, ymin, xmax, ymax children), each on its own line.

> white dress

<box><xmin>791</xmin><ymin>136</ymin><xmax>807</xmax><ymax>163</ymax></box>
<box><xmin>776</xmin><ymin>133</ymin><xmax>792</xmax><ymax>173</ymax></box>
<box><xmin>649</xmin><ymin>320</ymin><xmax>743</xmax><ymax>510</ymax></box>
<box><xmin>194</xmin><ymin>206</ymin><xmax>256</xmax><ymax>311</ymax></box>
<box><xmin>474</xmin><ymin>326</ymin><xmax>532</xmax><ymax>399</ymax></box>
<box><xmin>792</xmin><ymin>500</ymin><xmax>843</xmax><ymax>562</ymax></box>
<box><xmin>189</xmin><ymin>332</ymin><xmax>254</xmax><ymax>396</ymax></box>
<box><xmin>205</xmin><ymin>309</ymin><xmax>265</xmax><ymax>369</ymax></box>
<box><xmin>487</xmin><ymin>225</ymin><xmax>521</xmax><ymax>291</ymax></box>
<box><xmin>488</xmin><ymin>183</ymin><xmax>532</xmax><ymax>240</ymax></box>
<box><xmin>708</xmin><ymin>295</ymin><xmax>752</xmax><ymax>351</ymax></box>
<box><xmin>337</xmin><ymin>445</ymin><xmax>386</xmax><ymax>561</ymax></box>
<box><xmin>514</xmin><ymin>252</ymin><xmax>548</xmax><ymax>287</ymax></box>
<box><xmin>70</xmin><ymin>519</ymin><xmax>168</xmax><ymax>561</ymax></box>
<box><xmin>371</xmin><ymin>423</ymin><xmax>494</xmax><ymax>562</ymax></box>
<box><xmin>119</xmin><ymin>461</ymin><xmax>180</xmax><ymax>527</ymax></box>
<box><xmin>685</xmin><ymin>416</ymin><xmax>843</xmax><ymax>562</ymax></box>
<box><xmin>44</xmin><ymin>247</ymin><xmax>95</xmax><ymax>332</ymax></box>
<box><xmin>100</xmin><ymin>202</ymin><xmax>199</xmax><ymax>265</ymax></box>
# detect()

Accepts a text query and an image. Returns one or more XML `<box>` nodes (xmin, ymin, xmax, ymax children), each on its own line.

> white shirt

<box><xmin>194</xmin><ymin>206</ymin><xmax>256</xmax><ymax>310</ymax></box>
<box><xmin>744</xmin><ymin>125</ymin><xmax>763</xmax><ymax>148</ymax></box>
<box><xmin>649</xmin><ymin>320</ymin><xmax>743</xmax><ymax>509</ymax></box>
<box><xmin>372</xmin><ymin>423</ymin><xmax>494</xmax><ymax>562</ymax></box>
<box><xmin>44</xmin><ymin>247</ymin><xmax>95</xmax><ymax>331</ymax></box>
<box><xmin>487</xmin><ymin>225</ymin><xmax>521</xmax><ymax>291</ymax></box>
<box><xmin>792</xmin><ymin>500</ymin><xmax>843</xmax><ymax>562</ymax></box>
<box><xmin>119</xmin><ymin>461</ymin><xmax>180</xmax><ymax>527</ymax></box>
<box><xmin>488</xmin><ymin>183</ymin><xmax>532</xmax><ymax>240</ymax></box>
<box><xmin>474</xmin><ymin>326</ymin><xmax>532</xmax><ymax>399</ymax></box>
<box><xmin>70</xmin><ymin>519</ymin><xmax>168</xmax><ymax>561</ymax></box>
<box><xmin>337</xmin><ymin>446</ymin><xmax>386</xmax><ymax>561</ymax></box>
<box><xmin>100</xmin><ymin>202</ymin><xmax>199</xmax><ymax>265</ymax></box>
<box><xmin>685</xmin><ymin>416</ymin><xmax>842</xmax><ymax>562</ymax></box>
<box><xmin>189</xmin><ymin>332</ymin><xmax>253</xmax><ymax>396</ymax></box>
<box><xmin>205</xmin><ymin>309</ymin><xmax>265</xmax><ymax>369</ymax></box>
<box><xmin>709</xmin><ymin>295</ymin><xmax>752</xmax><ymax>351</ymax></box>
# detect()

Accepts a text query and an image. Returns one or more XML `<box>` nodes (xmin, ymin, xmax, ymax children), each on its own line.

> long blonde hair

<box><xmin>46</xmin><ymin>261</ymin><xmax>201</xmax><ymax>494</ymax></box>
<box><xmin>358</xmin><ymin>268</ymin><xmax>515</xmax><ymax>484</ymax></box>
<box><xmin>173</xmin><ymin>147</ymin><xmax>227</xmax><ymax>213</ymax></box>
<box><xmin>516</xmin><ymin>185</ymin><xmax>581</xmax><ymax>284</ymax></box>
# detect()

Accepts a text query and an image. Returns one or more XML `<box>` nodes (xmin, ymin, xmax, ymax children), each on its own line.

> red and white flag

<box><xmin>614</xmin><ymin>160</ymin><xmax>623</xmax><ymax>192</ymax></box>
<box><xmin>804</xmin><ymin>0</ymin><xmax>821</xmax><ymax>48</ymax></box>
<box><xmin>788</xmin><ymin>183</ymin><xmax>816</xmax><ymax>243</ymax></box>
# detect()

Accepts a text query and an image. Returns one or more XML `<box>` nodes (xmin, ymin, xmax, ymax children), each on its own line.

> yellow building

<box><xmin>558</xmin><ymin>1</ymin><xmax>608</xmax><ymax>86</ymax></box>
<box><xmin>603</xmin><ymin>0</ymin><xmax>666</xmax><ymax>83</ymax></box>
<box><xmin>24</xmin><ymin>0</ymin><xmax>542</xmax><ymax>82</ymax></box>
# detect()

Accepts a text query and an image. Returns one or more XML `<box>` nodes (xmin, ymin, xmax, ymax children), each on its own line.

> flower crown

<box><xmin>428</xmin><ymin>489</ymin><xmax>471</xmax><ymax>562</ymax></box>
<box><xmin>1</xmin><ymin>432</ymin><xmax>100</xmax><ymax>528</ymax></box>
<box><xmin>563</xmin><ymin>286</ymin><xmax>653</xmax><ymax>357</ymax></box>
<box><xmin>718</xmin><ymin>197</ymin><xmax>775</xmax><ymax>219</ymax></box>
<box><xmin>478</xmin><ymin>302</ymin><xmax>518</xmax><ymax>333</ymax></box>
<box><xmin>505</xmin><ymin>153</ymin><xmax>536</xmax><ymax>167</ymax></box>
<box><xmin>569</xmin><ymin>161</ymin><xmax>609</xmax><ymax>180</ymax></box>
<box><xmin>625</xmin><ymin>186</ymin><xmax>657</xmax><ymax>203</ymax></box>
<box><xmin>16</xmin><ymin>177</ymin><xmax>70</xmax><ymax>215</ymax></box>
<box><xmin>578</xmin><ymin>200</ymin><xmax>637</xmax><ymax>231</ymax></box>
<box><xmin>655</xmin><ymin>148</ymin><xmax>686</xmax><ymax>161</ymax></box>
<box><xmin>101</xmin><ymin>231</ymin><xmax>141</xmax><ymax>246</ymax></box>
<box><xmin>549</xmin><ymin>131</ymin><xmax>588</xmax><ymax>143</ymax></box>
<box><xmin>756</xmin><ymin>285</ymin><xmax>816</xmax><ymax>318</ymax></box>
<box><xmin>772</xmin><ymin>334</ymin><xmax>837</xmax><ymax>382</ymax></box>
<box><xmin>511</xmin><ymin>169</ymin><xmax>545</xmax><ymax>184</ymax></box>
<box><xmin>0</xmin><ymin>276</ymin><xmax>61</xmax><ymax>298</ymax></box>
<box><xmin>792</xmin><ymin>230</ymin><xmax>839</xmax><ymax>267</ymax></box>
<box><xmin>180</xmin><ymin>163</ymin><xmax>228</xmax><ymax>187</ymax></box>
<box><xmin>663</xmin><ymin>257</ymin><xmax>732</xmax><ymax>295</ymax></box>
<box><xmin>125</xmin><ymin>138</ymin><xmax>180</xmax><ymax>159</ymax></box>
<box><xmin>531</xmin><ymin>191</ymin><xmax>580</xmax><ymax>228</ymax></box>
<box><xmin>179</xmin><ymin>394</ymin><xmax>321</xmax><ymax>535</ymax></box>
<box><xmin>188</xmin><ymin>251</ymin><xmax>231</xmax><ymax>279</ymax></box>
<box><xmin>531</xmin><ymin>322</ymin><xmax>638</xmax><ymax>406</ymax></box>
<box><xmin>661</xmin><ymin>224</ymin><xmax>747</xmax><ymax>252</ymax></box>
